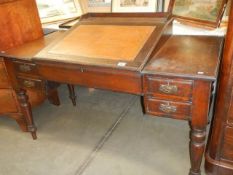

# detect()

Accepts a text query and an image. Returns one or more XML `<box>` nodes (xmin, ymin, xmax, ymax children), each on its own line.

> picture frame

<box><xmin>112</xmin><ymin>0</ymin><xmax>157</xmax><ymax>13</ymax></box>
<box><xmin>170</xmin><ymin>0</ymin><xmax>228</xmax><ymax>28</ymax></box>
<box><xmin>80</xmin><ymin>0</ymin><xmax>112</xmax><ymax>13</ymax></box>
<box><xmin>88</xmin><ymin>0</ymin><xmax>111</xmax><ymax>7</ymax></box>
<box><xmin>36</xmin><ymin>0</ymin><xmax>83</xmax><ymax>24</ymax></box>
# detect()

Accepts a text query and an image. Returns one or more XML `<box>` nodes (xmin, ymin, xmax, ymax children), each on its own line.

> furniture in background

<box><xmin>0</xmin><ymin>0</ymin><xmax>62</xmax><ymax>138</ymax></box>
<box><xmin>205</xmin><ymin>2</ymin><xmax>233</xmax><ymax>175</ymax></box>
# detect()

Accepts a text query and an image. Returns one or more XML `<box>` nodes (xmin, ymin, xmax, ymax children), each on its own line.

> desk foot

<box><xmin>189</xmin><ymin>171</ymin><xmax>201</xmax><ymax>175</ymax></box>
<box><xmin>28</xmin><ymin>124</ymin><xmax>37</xmax><ymax>140</ymax></box>
<box><xmin>67</xmin><ymin>84</ymin><xmax>77</xmax><ymax>106</ymax></box>
<box><xmin>189</xmin><ymin>127</ymin><xmax>206</xmax><ymax>175</ymax></box>
<box><xmin>17</xmin><ymin>89</ymin><xmax>37</xmax><ymax>140</ymax></box>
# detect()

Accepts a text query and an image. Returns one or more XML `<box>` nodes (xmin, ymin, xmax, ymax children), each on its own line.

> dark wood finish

<box><xmin>144</xmin><ymin>96</ymin><xmax>191</xmax><ymax>120</ymax></box>
<box><xmin>143</xmin><ymin>76</ymin><xmax>193</xmax><ymax>101</ymax></box>
<box><xmin>16</xmin><ymin>89</ymin><xmax>37</xmax><ymax>139</ymax></box>
<box><xmin>143</xmin><ymin>35</ymin><xmax>223</xmax><ymax>175</ymax></box>
<box><xmin>0</xmin><ymin>0</ymin><xmax>43</xmax><ymax>51</ymax></box>
<box><xmin>1</xmin><ymin>13</ymin><xmax>224</xmax><ymax>175</ymax></box>
<box><xmin>67</xmin><ymin>84</ymin><xmax>76</xmax><ymax>106</ymax></box>
<box><xmin>205</xmin><ymin>2</ymin><xmax>233</xmax><ymax>175</ymax></box>
<box><xmin>35</xmin><ymin>62</ymin><xmax>142</xmax><ymax>95</ymax></box>
<box><xmin>189</xmin><ymin>80</ymin><xmax>211</xmax><ymax>175</ymax></box>
<box><xmin>143</xmin><ymin>35</ymin><xmax>224</xmax><ymax>80</ymax></box>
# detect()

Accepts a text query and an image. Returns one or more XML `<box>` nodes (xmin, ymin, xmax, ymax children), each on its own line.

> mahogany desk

<box><xmin>1</xmin><ymin>13</ymin><xmax>223</xmax><ymax>175</ymax></box>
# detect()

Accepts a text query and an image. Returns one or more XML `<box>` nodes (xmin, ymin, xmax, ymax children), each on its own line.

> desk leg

<box><xmin>67</xmin><ymin>84</ymin><xmax>77</xmax><ymax>106</ymax></box>
<box><xmin>17</xmin><ymin>89</ymin><xmax>37</xmax><ymax>140</ymax></box>
<box><xmin>189</xmin><ymin>125</ymin><xmax>206</xmax><ymax>175</ymax></box>
<box><xmin>189</xmin><ymin>81</ymin><xmax>211</xmax><ymax>175</ymax></box>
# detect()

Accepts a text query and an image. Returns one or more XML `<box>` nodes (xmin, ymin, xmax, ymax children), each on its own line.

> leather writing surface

<box><xmin>49</xmin><ymin>25</ymin><xmax>155</xmax><ymax>61</ymax></box>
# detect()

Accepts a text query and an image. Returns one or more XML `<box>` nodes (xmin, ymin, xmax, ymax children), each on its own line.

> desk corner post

<box><xmin>189</xmin><ymin>80</ymin><xmax>212</xmax><ymax>175</ymax></box>
<box><xmin>17</xmin><ymin>88</ymin><xmax>37</xmax><ymax>140</ymax></box>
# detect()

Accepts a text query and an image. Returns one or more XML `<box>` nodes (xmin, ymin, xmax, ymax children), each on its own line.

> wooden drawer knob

<box><xmin>159</xmin><ymin>84</ymin><xmax>178</xmax><ymax>94</ymax></box>
<box><xmin>159</xmin><ymin>103</ymin><xmax>177</xmax><ymax>113</ymax></box>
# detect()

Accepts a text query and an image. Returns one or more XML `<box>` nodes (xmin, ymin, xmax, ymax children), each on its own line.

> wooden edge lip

<box><xmin>33</xmin><ymin>59</ymin><xmax>141</xmax><ymax>75</ymax></box>
<box><xmin>80</xmin><ymin>12</ymin><xmax>171</xmax><ymax>19</ymax></box>
<box><xmin>141</xmin><ymin>71</ymin><xmax>216</xmax><ymax>81</ymax></box>
<box><xmin>205</xmin><ymin>152</ymin><xmax>233</xmax><ymax>172</ymax></box>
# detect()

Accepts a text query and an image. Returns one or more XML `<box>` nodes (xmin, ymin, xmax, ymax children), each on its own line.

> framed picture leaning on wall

<box><xmin>171</xmin><ymin>0</ymin><xmax>228</xmax><ymax>28</ymax></box>
<box><xmin>112</xmin><ymin>0</ymin><xmax>157</xmax><ymax>13</ymax></box>
<box><xmin>84</xmin><ymin>0</ymin><xmax>112</xmax><ymax>13</ymax></box>
<box><xmin>36</xmin><ymin>0</ymin><xmax>83</xmax><ymax>23</ymax></box>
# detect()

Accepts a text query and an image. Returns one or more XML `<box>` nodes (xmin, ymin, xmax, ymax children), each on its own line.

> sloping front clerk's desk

<box><xmin>1</xmin><ymin>13</ymin><xmax>223</xmax><ymax>175</ymax></box>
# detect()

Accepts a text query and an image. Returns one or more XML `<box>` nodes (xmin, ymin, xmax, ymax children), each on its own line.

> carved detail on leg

<box><xmin>67</xmin><ymin>84</ymin><xmax>77</xmax><ymax>106</ymax></box>
<box><xmin>189</xmin><ymin>125</ymin><xmax>206</xmax><ymax>175</ymax></box>
<box><xmin>17</xmin><ymin>89</ymin><xmax>37</xmax><ymax>139</ymax></box>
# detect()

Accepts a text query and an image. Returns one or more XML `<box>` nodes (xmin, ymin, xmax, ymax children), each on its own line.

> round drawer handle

<box><xmin>19</xmin><ymin>64</ymin><xmax>32</xmax><ymax>72</ymax></box>
<box><xmin>159</xmin><ymin>104</ymin><xmax>177</xmax><ymax>113</ymax></box>
<box><xmin>23</xmin><ymin>80</ymin><xmax>35</xmax><ymax>88</ymax></box>
<box><xmin>159</xmin><ymin>84</ymin><xmax>178</xmax><ymax>94</ymax></box>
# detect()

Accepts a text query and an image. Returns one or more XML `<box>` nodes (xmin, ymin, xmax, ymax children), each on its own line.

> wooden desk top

<box><xmin>142</xmin><ymin>35</ymin><xmax>223</xmax><ymax>80</ymax></box>
<box><xmin>34</xmin><ymin>13</ymin><xmax>172</xmax><ymax>71</ymax></box>
<box><xmin>0</xmin><ymin>31</ymin><xmax>64</xmax><ymax>60</ymax></box>
<box><xmin>49</xmin><ymin>25</ymin><xmax>155</xmax><ymax>62</ymax></box>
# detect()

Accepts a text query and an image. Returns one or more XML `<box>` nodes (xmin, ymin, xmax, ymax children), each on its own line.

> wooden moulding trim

<box><xmin>81</xmin><ymin>12</ymin><xmax>171</xmax><ymax>19</ymax></box>
<box><xmin>205</xmin><ymin>152</ymin><xmax>233</xmax><ymax>172</ymax></box>
<box><xmin>34</xmin><ymin>59</ymin><xmax>141</xmax><ymax>77</ymax></box>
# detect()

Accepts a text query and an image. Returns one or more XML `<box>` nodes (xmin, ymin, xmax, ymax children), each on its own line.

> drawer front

<box><xmin>0</xmin><ymin>89</ymin><xmax>18</xmax><ymax>114</ymax></box>
<box><xmin>17</xmin><ymin>77</ymin><xmax>43</xmax><ymax>90</ymax></box>
<box><xmin>221</xmin><ymin>126</ymin><xmax>233</xmax><ymax>163</ymax></box>
<box><xmin>13</xmin><ymin>61</ymin><xmax>38</xmax><ymax>77</ymax></box>
<box><xmin>143</xmin><ymin>76</ymin><xmax>193</xmax><ymax>101</ymax></box>
<box><xmin>0</xmin><ymin>60</ymin><xmax>10</xmax><ymax>88</ymax></box>
<box><xmin>144</xmin><ymin>96</ymin><xmax>191</xmax><ymax>120</ymax></box>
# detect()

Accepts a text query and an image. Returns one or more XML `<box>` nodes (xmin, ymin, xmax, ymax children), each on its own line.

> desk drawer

<box><xmin>13</xmin><ymin>61</ymin><xmax>38</xmax><ymax>77</ymax></box>
<box><xmin>0</xmin><ymin>89</ymin><xmax>18</xmax><ymax>114</ymax></box>
<box><xmin>143</xmin><ymin>76</ymin><xmax>193</xmax><ymax>101</ymax></box>
<box><xmin>17</xmin><ymin>77</ymin><xmax>43</xmax><ymax>90</ymax></box>
<box><xmin>144</xmin><ymin>96</ymin><xmax>191</xmax><ymax>120</ymax></box>
<box><xmin>0</xmin><ymin>60</ymin><xmax>10</xmax><ymax>88</ymax></box>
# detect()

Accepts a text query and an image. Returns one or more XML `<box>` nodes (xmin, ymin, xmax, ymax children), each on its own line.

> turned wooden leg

<box><xmin>188</xmin><ymin>81</ymin><xmax>212</xmax><ymax>175</ymax></box>
<box><xmin>17</xmin><ymin>89</ymin><xmax>37</xmax><ymax>139</ymax></box>
<box><xmin>189</xmin><ymin>125</ymin><xmax>206</xmax><ymax>175</ymax></box>
<box><xmin>67</xmin><ymin>84</ymin><xmax>76</xmax><ymax>106</ymax></box>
